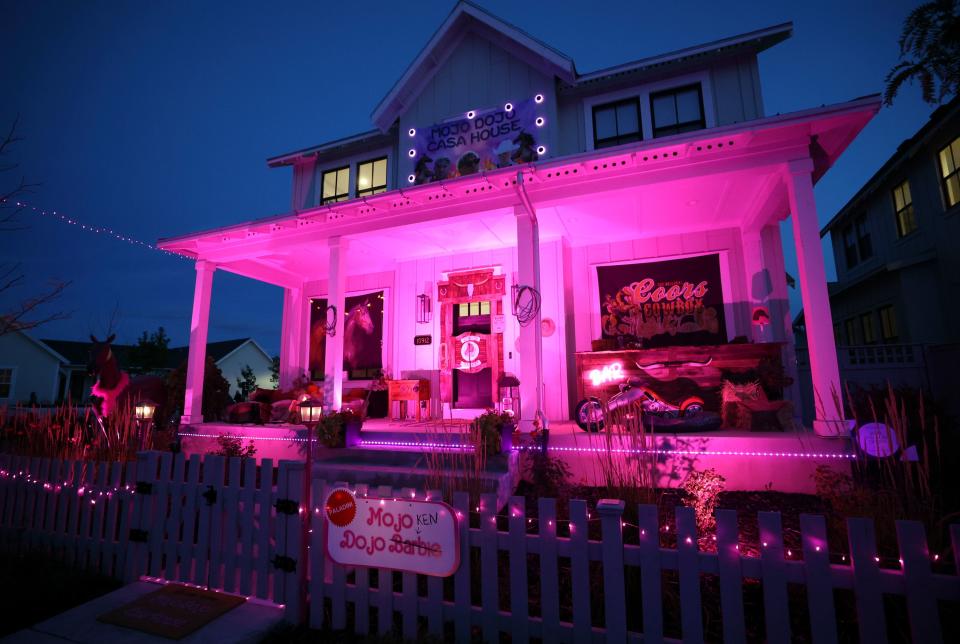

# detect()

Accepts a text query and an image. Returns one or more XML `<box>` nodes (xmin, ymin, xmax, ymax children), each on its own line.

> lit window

<box><xmin>861</xmin><ymin>313</ymin><xmax>877</xmax><ymax>345</ymax></box>
<box><xmin>879</xmin><ymin>306</ymin><xmax>898</xmax><ymax>341</ymax></box>
<box><xmin>892</xmin><ymin>180</ymin><xmax>917</xmax><ymax>237</ymax></box>
<box><xmin>938</xmin><ymin>135</ymin><xmax>960</xmax><ymax>208</ymax></box>
<box><xmin>458</xmin><ymin>303</ymin><xmax>468</xmax><ymax>317</ymax></box>
<box><xmin>0</xmin><ymin>368</ymin><xmax>12</xmax><ymax>399</ymax></box>
<box><xmin>650</xmin><ymin>84</ymin><xmax>705</xmax><ymax>138</ymax></box>
<box><xmin>480</xmin><ymin>300</ymin><xmax>490</xmax><ymax>315</ymax></box>
<box><xmin>321</xmin><ymin>166</ymin><xmax>350</xmax><ymax>204</ymax></box>
<box><xmin>592</xmin><ymin>98</ymin><xmax>642</xmax><ymax>149</ymax></box>
<box><xmin>356</xmin><ymin>157</ymin><xmax>387</xmax><ymax>198</ymax></box>
<box><xmin>845</xmin><ymin>318</ymin><xmax>860</xmax><ymax>345</ymax></box>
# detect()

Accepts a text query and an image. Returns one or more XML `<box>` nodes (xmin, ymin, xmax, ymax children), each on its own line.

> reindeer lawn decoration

<box><xmin>88</xmin><ymin>334</ymin><xmax>168</xmax><ymax>448</ymax></box>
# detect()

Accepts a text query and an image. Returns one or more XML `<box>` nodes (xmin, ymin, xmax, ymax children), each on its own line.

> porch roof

<box><xmin>158</xmin><ymin>96</ymin><xmax>880</xmax><ymax>288</ymax></box>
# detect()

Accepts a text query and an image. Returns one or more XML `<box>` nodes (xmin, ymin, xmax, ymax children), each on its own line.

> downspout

<box><xmin>515</xmin><ymin>170</ymin><xmax>548</xmax><ymax>430</ymax></box>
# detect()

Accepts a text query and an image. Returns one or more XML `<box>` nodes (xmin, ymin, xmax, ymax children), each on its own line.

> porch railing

<box><xmin>1</xmin><ymin>450</ymin><xmax>958</xmax><ymax>642</ymax></box>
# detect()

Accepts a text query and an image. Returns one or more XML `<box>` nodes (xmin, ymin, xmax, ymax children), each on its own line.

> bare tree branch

<box><xmin>0</xmin><ymin>279</ymin><xmax>72</xmax><ymax>336</ymax></box>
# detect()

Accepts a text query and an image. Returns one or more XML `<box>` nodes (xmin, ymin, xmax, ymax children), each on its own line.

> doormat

<box><xmin>97</xmin><ymin>583</ymin><xmax>246</xmax><ymax>640</ymax></box>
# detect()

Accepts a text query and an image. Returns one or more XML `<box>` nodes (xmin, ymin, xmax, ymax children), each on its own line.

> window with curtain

<box><xmin>892</xmin><ymin>180</ymin><xmax>917</xmax><ymax>237</ymax></box>
<box><xmin>879</xmin><ymin>305</ymin><xmax>898</xmax><ymax>341</ymax></box>
<box><xmin>321</xmin><ymin>166</ymin><xmax>350</xmax><ymax>204</ymax></box>
<box><xmin>845</xmin><ymin>318</ymin><xmax>860</xmax><ymax>345</ymax></box>
<box><xmin>356</xmin><ymin>157</ymin><xmax>387</xmax><ymax>197</ymax></box>
<box><xmin>861</xmin><ymin>312</ymin><xmax>878</xmax><ymax>344</ymax></box>
<box><xmin>938</xmin><ymin>135</ymin><xmax>960</xmax><ymax>208</ymax></box>
<box><xmin>592</xmin><ymin>98</ymin><xmax>642</xmax><ymax>149</ymax></box>
<box><xmin>650</xmin><ymin>84</ymin><xmax>705</xmax><ymax>138</ymax></box>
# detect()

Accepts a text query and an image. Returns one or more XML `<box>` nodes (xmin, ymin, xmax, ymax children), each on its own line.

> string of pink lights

<box><xmin>0</xmin><ymin>469</ymin><xmax>946</xmax><ymax>569</ymax></box>
<box><xmin>3</xmin><ymin>198</ymin><xmax>190</xmax><ymax>260</ymax></box>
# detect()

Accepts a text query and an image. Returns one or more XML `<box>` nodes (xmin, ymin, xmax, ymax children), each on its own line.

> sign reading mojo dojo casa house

<box><xmin>324</xmin><ymin>489</ymin><xmax>460</xmax><ymax>577</ymax></box>
<box><xmin>408</xmin><ymin>96</ymin><xmax>545</xmax><ymax>184</ymax></box>
<box><xmin>598</xmin><ymin>254</ymin><xmax>727</xmax><ymax>347</ymax></box>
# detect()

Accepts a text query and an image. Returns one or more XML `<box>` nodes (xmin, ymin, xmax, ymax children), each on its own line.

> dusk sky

<box><xmin>1</xmin><ymin>0</ymin><xmax>935</xmax><ymax>356</ymax></box>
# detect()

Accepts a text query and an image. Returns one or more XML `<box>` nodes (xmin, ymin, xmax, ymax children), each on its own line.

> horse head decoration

<box><xmin>88</xmin><ymin>334</ymin><xmax>167</xmax><ymax>424</ymax></box>
<box><xmin>343</xmin><ymin>301</ymin><xmax>375</xmax><ymax>371</ymax></box>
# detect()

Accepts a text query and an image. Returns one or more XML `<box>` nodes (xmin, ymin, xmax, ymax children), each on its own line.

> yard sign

<box><xmin>324</xmin><ymin>488</ymin><xmax>460</xmax><ymax>577</ymax></box>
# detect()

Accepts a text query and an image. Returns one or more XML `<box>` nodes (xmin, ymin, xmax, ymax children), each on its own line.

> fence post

<box><xmin>597</xmin><ymin>498</ymin><xmax>626</xmax><ymax>643</ymax></box>
<box><xmin>480</xmin><ymin>492</ymin><xmax>500</xmax><ymax>644</ymax></box>
<box><xmin>799</xmin><ymin>514</ymin><xmax>837</xmax><ymax>644</ymax></box>
<box><xmin>848</xmin><ymin>517</ymin><xmax>887</xmax><ymax>644</ymax></box>
<box><xmin>896</xmin><ymin>520</ymin><xmax>941</xmax><ymax>644</ymax></box>
<box><xmin>452</xmin><ymin>491</ymin><xmax>472</xmax><ymax>644</ymax></box>
<box><xmin>569</xmin><ymin>499</ymin><xmax>591</xmax><ymax>644</ymax></box>
<box><xmin>716</xmin><ymin>509</ymin><xmax>745</xmax><ymax>644</ymax></box>
<box><xmin>538</xmin><ymin>497</ymin><xmax>560</xmax><ymax>643</ymax></box>
<box><xmin>758</xmin><ymin>511</ymin><xmax>790</xmax><ymax>644</ymax></box>
<box><xmin>508</xmin><ymin>495</ymin><xmax>529</xmax><ymax>643</ymax></box>
<box><xmin>675</xmin><ymin>506</ymin><xmax>704</xmax><ymax>643</ymax></box>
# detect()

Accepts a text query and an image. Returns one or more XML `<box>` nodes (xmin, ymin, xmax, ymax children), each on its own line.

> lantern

<box><xmin>497</xmin><ymin>373</ymin><xmax>520</xmax><ymax>419</ymax></box>
<box><xmin>134</xmin><ymin>400</ymin><xmax>156</xmax><ymax>422</ymax></box>
<box><xmin>416</xmin><ymin>292</ymin><xmax>432</xmax><ymax>324</ymax></box>
<box><xmin>298</xmin><ymin>398</ymin><xmax>323</xmax><ymax>426</ymax></box>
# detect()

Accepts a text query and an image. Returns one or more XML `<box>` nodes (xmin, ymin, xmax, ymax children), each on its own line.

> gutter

<box><xmin>514</xmin><ymin>169</ymin><xmax>548</xmax><ymax>430</ymax></box>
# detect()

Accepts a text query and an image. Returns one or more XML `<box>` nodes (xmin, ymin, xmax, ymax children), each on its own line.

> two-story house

<box><xmin>801</xmin><ymin>95</ymin><xmax>960</xmax><ymax>411</ymax></box>
<box><xmin>159</xmin><ymin>2</ymin><xmax>878</xmax><ymax>437</ymax></box>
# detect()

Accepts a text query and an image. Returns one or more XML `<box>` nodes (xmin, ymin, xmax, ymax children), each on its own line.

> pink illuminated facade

<box><xmin>159</xmin><ymin>3</ymin><xmax>878</xmax><ymax>437</ymax></box>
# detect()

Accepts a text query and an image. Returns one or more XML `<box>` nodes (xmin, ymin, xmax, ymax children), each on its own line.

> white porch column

<box><xmin>323</xmin><ymin>237</ymin><xmax>347</xmax><ymax>410</ymax></box>
<box><xmin>182</xmin><ymin>260</ymin><xmax>215</xmax><ymax>425</ymax></box>
<box><xmin>785</xmin><ymin>158</ymin><xmax>845</xmax><ymax>435</ymax></box>
<box><xmin>279</xmin><ymin>285</ymin><xmax>304</xmax><ymax>390</ymax></box>
<box><xmin>514</xmin><ymin>205</ymin><xmax>546</xmax><ymax>432</ymax></box>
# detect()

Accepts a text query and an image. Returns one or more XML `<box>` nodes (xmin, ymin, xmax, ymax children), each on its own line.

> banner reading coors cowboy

<box><xmin>598</xmin><ymin>254</ymin><xmax>727</xmax><ymax>348</ymax></box>
<box><xmin>409</xmin><ymin>97</ymin><xmax>545</xmax><ymax>184</ymax></box>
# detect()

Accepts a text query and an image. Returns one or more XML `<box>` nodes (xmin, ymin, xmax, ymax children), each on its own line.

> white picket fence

<box><xmin>1</xmin><ymin>450</ymin><xmax>959</xmax><ymax>643</ymax></box>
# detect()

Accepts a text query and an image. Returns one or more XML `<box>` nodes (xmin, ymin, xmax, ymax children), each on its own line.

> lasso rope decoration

<box><xmin>324</xmin><ymin>305</ymin><xmax>338</xmax><ymax>337</ymax></box>
<box><xmin>513</xmin><ymin>284</ymin><xmax>541</xmax><ymax>327</ymax></box>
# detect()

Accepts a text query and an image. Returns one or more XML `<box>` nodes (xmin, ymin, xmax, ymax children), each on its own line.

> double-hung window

<box><xmin>0</xmin><ymin>368</ymin><xmax>12</xmax><ymax>399</ymax></box>
<box><xmin>860</xmin><ymin>313</ymin><xmax>877</xmax><ymax>345</ymax></box>
<box><xmin>321</xmin><ymin>166</ymin><xmax>350</xmax><ymax>204</ymax></box>
<box><xmin>879</xmin><ymin>305</ymin><xmax>898</xmax><ymax>342</ymax></box>
<box><xmin>592</xmin><ymin>98</ymin><xmax>642</xmax><ymax>149</ymax></box>
<box><xmin>843</xmin><ymin>215</ymin><xmax>873</xmax><ymax>268</ymax></box>
<box><xmin>650</xmin><ymin>84</ymin><xmax>705</xmax><ymax>138</ymax></box>
<box><xmin>892</xmin><ymin>180</ymin><xmax>917</xmax><ymax>237</ymax></box>
<box><xmin>938</xmin><ymin>135</ymin><xmax>960</xmax><ymax>208</ymax></box>
<box><xmin>356</xmin><ymin>157</ymin><xmax>387</xmax><ymax>198</ymax></box>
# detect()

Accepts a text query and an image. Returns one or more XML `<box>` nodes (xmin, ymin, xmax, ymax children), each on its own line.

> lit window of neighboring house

<box><xmin>879</xmin><ymin>305</ymin><xmax>898</xmax><ymax>341</ymax></box>
<box><xmin>0</xmin><ymin>368</ymin><xmax>12</xmax><ymax>399</ymax></box>
<box><xmin>861</xmin><ymin>312</ymin><xmax>878</xmax><ymax>345</ymax></box>
<box><xmin>592</xmin><ymin>98</ymin><xmax>642</xmax><ymax>149</ymax></box>
<box><xmin>938</xmin><ymin>135</ymin><xmax>960</xmax><ymax>208</ymax></box>
<box><xmin>845</xmin><ymin>318</ymin><xmax>860</xmax><ymax>345</ymax></box>
<box><xmin>356</xmin><ymin>157</ymin><xmax>387</xmax><ymax>198</ymax></box>
<box><xmin>892</xmin><ymin>180</ymin><xmax>917</xmax><ymax>237</ymax></box>
<box><xmin>321</xmin><ymin>166</ymin><xmax>350</xmax><ymax>204</ymax></box>
<box><xmin>650</xmin><ymin>84</ymin><xmax>705</xmax><ymax>138</ymax></box>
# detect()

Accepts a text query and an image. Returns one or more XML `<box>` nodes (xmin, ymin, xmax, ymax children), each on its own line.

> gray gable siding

<box><xmin>710</xmin><ymin>55</ymin><xmax>764</xmax><ymax>126</ymax></box>
<box><xmin>397</xmin><ymin>29</ymin><xmax>559</xmax><ymax>179</ymax></box>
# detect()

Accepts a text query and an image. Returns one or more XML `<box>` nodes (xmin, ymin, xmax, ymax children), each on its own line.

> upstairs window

<box><xmin>938</xmin><ymin>135</ymin><xmax>960</xmax><ymax>208</ymax></box>
<box><xmin>321</xmin><ymin>166</ymin><xmax>350</xmax><ymax>204</ymax></box>
<box><xmin>842</xmin><ymin>225</ymin><xmax>858</xmax><ymax>268</ymax></box>
<box><xmin>356</xmin><ymin>157</ymin><xmax>387</xmax><ymax>198</ymax></box>
<box><xmin>592</xmin><ymin>98</ymin><xmax>642</xmax><ymax>149</ymax></box>
<box><xmin>856</xmin><ymin>215</ymin><xmax>873</xmax><ymax>261</ymax></box>
<box><xmin>879</xmin><ymin>305</ymin><xmax>898</xmax><ymax>341</ymax></box>
<box><xmin>892</xmin><ymin>180</ymin><xmax>917</xmax><ymax>237</ymax></box>
<box><xmin>0</xmin><ymin>367</ymin><xmax>11</xmax><ymax>398</ymax></box>
<box><xmin>860</xmin><ymin>312</ymin><xmax>878</xmax><ymax>345</ymax></box>
<box><xmin>651</xmin><ymin>84</ymin><xmax>705</xmax><ymax>137</ymax></box>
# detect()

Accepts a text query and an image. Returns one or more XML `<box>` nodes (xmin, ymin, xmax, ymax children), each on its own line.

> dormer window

<box><xmin>592</xmin><ymin>98</ymin><xmax>642</xmax><ymax>149</ymax></box>
<box><xmin>321</xmin><ymin>166</ymin><xmax>350</xmax><ymax>204</ymax></box>
<box><xmin>651</xmin><ymin>84</ymin><xmax>705</xmax><ymax>138</ymax></box>
<box><xmin>356</xmin><ymin>157</ymin><xmax>388</xmax><ymax>198</ymax></box>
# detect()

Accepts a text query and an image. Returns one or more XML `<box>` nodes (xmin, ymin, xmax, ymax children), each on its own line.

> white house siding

<box><xmin>216</xmin><ymin>342</ymin><xmax>274</xmax><ymax>397</ymax></box>
<box><xmin>0</xmin><ymin>332</ymin><xmax>61</xmax><ymax>405</ymax></box>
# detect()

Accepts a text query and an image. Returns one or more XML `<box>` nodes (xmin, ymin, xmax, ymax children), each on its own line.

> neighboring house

<box><xmin>158</xmin><ymin>1</ymin><xmax>879</xmax><ymax>434</ymax></box>
<box><xmin>0</xmin><ymin>331</ymin><xmax>70</xmax><ymax>406</ymax></box>
<box><xmin>0</xmin><ymin>335</ymin><xmax>274</xmax><ymax>406</ymax></box>
<box><xmin>795</xmin><ymin>96</ymin><xmax>960</xmax><ymax>415</ymax></box>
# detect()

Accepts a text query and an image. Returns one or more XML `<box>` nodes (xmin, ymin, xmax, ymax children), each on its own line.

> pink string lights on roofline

<box><xmin>3</xmin><ymin>199</ymin><xmax>190</xmax><ymax>260</ymax></box>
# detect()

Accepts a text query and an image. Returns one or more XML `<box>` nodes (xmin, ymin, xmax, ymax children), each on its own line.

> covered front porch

<box><xmin>159</xmin><ymin>97</ymin><xmax>879</xmax><ymax>466</ymax></box>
